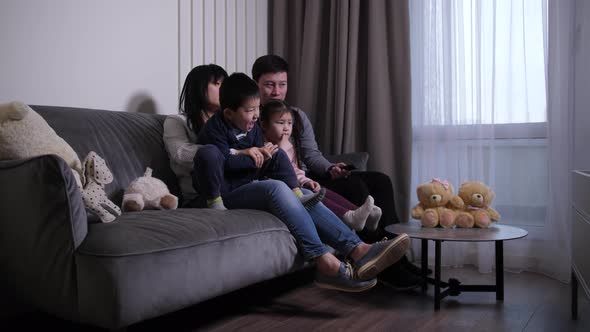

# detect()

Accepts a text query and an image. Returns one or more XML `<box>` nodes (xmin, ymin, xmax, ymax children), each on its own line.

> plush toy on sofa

<box><xmin>122</xmin><ymin>167</ymin><xmax>178</xmax><ymax>212</ymax></box>
<box><xmin>455</xmin><ymin>181</ymin><xmax>501</xmax><ymax>228</ymax></box>
<box><xmin>0</xmin><ymin>101</ymin><xmax>83</xmax><ymax>189</ymax></box>
<box><xmin>411</xmin><ymin>178</ymin><xmax>465</xmax><ymax>228</ymax></box>
<box><xmin>82</xmin><ymin>151</ymin><xmax>122</xmax><ymax>223</ymax></box>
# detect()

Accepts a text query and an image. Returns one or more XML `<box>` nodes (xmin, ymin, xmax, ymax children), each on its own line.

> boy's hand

<box><xmin>243</xmin><ymin>147</ymin><xmax>265</xmax><ymax>168</ymax></box>
<box><xmin>303</xmin><ymin>181</ymin><xmax>321</xmax><ymax>193</ymax></box>
<box><xmin>329</xmin><ymin>162</ymin><xmax>351</xmax><ymax>179</ymax></box>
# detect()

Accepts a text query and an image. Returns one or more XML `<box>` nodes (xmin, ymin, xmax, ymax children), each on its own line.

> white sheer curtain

<box><xmin>409</xmin><ymin>0</ymin><xmax>572</xmax><ymax>281</ymax></box>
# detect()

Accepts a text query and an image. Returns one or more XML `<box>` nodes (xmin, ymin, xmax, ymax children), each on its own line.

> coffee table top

<box><xmin>385</xmin><ymin>221</ymin><xmax>528</xmax><ymax>242</ymax></box>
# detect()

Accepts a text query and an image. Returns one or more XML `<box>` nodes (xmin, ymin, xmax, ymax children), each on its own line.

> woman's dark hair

<box><xmin>219</xmin><ymin>72</ymin><xmax>260</xmax><ymax>111</ymax></box>
<box><xmin>179</xmin><ymin>64</ymin><xmax>228</xmax><ymax>135</ymax></box>
<box><xmin>251</xmin><ymin>55</ymin><xmax>289</xmax><ymax>82</ymax></box>
<box><xmin>259</xmin><ymin>99</ymin><xmax>304</xmax><ymax>167</ymax></box>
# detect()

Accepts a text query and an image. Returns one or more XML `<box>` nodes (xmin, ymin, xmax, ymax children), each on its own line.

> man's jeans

<box><xmin>222</xmin><ymin>179</ymin><xmax>362</xmax><ymax>261</ymax></box>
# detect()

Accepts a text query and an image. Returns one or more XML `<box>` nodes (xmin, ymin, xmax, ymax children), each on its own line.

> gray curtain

<box><xmin>269</xmin><ymin>0</ymin><xmax>412</xmax><ymax>223</ymax></box>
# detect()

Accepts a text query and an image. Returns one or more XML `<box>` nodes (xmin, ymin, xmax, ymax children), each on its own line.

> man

<box><xmin>251</xmin><ymin>54</ymin><xmax>426</xmax><ymax>290</ymax></box>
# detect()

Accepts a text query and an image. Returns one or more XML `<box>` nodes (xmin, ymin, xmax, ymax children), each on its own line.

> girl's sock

<box><xmin>207</xmin><ymin>196</ymin><xmax>227</xmax><ymax>210</ymax></box>
<box><xmin>342</xmin><ymin>195</ymin><xmax>374</xmax><ymax>231</ymax></box>
<box><xmin>365</xmin><ymin>204</ymin><xmax>382</xmax><ymax>231</ymax></box>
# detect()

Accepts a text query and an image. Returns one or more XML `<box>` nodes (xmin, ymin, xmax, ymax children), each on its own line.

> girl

<box><xmin>260</xmin><ymin>99</ymin><xmax>382</xmax><ymax>232</ymax></box>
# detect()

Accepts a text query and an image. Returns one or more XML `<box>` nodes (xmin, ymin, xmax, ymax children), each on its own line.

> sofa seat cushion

<box><xmin>74</xmin><ymin>208</ymin><xmax>304</xmax><ymax>329</ymax></box>
<box><xmin>77</xmin><ymin>208</ymin><xmax>291</xmax><ymax>256</ymax></box>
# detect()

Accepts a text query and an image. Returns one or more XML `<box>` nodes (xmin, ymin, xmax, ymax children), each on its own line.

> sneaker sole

<box><xmin>356</xmin><ymin>234</ymin><xmax>410</xmax><ymax>281</ymax></box>
<box><xmin>314</xmin><ymin>278</ymin><xmax>378</xmax><ymax>292</ymax></box>
<box><xmin>303</xmin><ymin>188</ymin><xmax>326</xmax><ymax>210</ymax></box>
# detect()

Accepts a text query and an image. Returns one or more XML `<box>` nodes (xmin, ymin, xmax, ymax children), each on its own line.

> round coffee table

<box><xmin>385</xmin><ymin>221</ymin><xmax>528</xmax><ymax>310</ymax></box>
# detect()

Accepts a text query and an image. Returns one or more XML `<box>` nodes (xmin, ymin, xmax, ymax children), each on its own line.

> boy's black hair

<box><xmin>251</xmin><ymin>55</ymin><xmax>289</xmax><ymax>82</ymax></box>
<box><xmin>259</xmin><ymin>99</ymin><xmax>304</xmax><ymax>167</ymax></box>
<box><xmin>220</xmin><ymin>73</ymin><xmax>260</xmax><ymax>111</ymax></box>
<box><xmin>179</xmin><ymin>64</ymin><xmax>228</xmax><ymax>135</ymax></box>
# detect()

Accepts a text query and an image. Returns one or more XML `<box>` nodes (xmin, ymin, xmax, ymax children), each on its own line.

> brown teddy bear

<box><xmin>455</xmin><ymin>181</ymin><xmax>501</xmax><ymax>228</ymax></box>
<box><xmin>411</xmin><ymin>178</ymin><xmax>465</xmax><ymax>228</ymax></box>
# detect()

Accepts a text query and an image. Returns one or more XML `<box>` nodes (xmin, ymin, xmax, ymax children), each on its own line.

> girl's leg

<box><xmin>320</xmin><ymin>195</ymin><xmax>347</xmax><ymax>218</ymax></box>
<box><xmin>325</xmin><ymin>189</ymin><xmax>358</xmax><ymax>211</ymax></box>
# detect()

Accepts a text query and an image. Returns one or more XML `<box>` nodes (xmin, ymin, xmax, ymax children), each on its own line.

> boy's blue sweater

<box><xmin>198</xmin><ymin>111</ymin><xmax>262</xmax><ymax>170</ymax></box>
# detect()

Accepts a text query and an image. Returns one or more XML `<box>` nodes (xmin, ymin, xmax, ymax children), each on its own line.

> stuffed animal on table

<box><xmin>81</xmin><ymin>151</ymin><xmax>121</xmax><ymax>223</ymax></box>
<box><xmin>122</xmin><ymin>167</ymin><xmax>178</xmax><ymax>212</ymax></box>
<box><xmin>411</xmin><ymin>178</ymin><xmax>465</xmax><ymax>228</ymax></box>
<box><xmin>455</xmin><ymin>181</ymin><xmax>501</xmax><ymax>228</ymax></box>
<box><xmin>0</xmin><ymin>101</ymin><xmax>83</xmax><ymax>189</ymax></box>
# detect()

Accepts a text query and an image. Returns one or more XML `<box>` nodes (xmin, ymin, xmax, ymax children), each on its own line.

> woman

<box><xmin>163</xmin><ymin>64</ymin><xmax>410</xmax><ymax>292</ymax></box>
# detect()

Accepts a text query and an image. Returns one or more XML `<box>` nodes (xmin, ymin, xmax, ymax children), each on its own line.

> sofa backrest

<box><xmin>31</xmin><ymin>105</ymin><xmax>180</xmax><ymax>205</ymax></box>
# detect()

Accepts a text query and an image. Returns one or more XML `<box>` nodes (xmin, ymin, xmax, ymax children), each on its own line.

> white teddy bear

<box><xmin>122</xmin><ymin>167</ymin><xmax>178</xmax><ymax>212</ymax></box>
<box><xmin>0</xmin><ymin>101</ymin><xmax>83</xmax><ymax>189</ymax></box>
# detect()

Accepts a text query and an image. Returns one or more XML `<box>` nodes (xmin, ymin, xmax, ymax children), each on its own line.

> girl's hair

<box><xmin>259</xmin><ymin>99</ymin><xmax>304</xmax><ymax>167</ymax></box>
<box><xmin>179</xmin><ymin>64</ymin><xmax>228</xmax><ymax>135</ymax></box>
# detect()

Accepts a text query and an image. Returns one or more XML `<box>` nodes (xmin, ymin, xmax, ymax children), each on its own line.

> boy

<box><xmin>194</xmin><ymin>72</ymin><xmax>324</xmax><ymax>210</ymax></box>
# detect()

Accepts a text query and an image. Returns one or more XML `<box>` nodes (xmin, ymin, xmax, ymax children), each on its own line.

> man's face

<box><xmin>224</xmin><ymin>97</ymin><xmax>260</xmax><ymax>132</ymax></box>
<box><xmin>257</xmin><ymin>72</ymin><xmax>288</xmax><ymax>103</ymax></box>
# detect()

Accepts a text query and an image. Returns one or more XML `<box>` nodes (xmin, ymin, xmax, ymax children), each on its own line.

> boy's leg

<box><xmin>259</xmin><ymin>149</ymin><xmax>299</xmax><ymax>188</ymax></box>
<box><xmin>192</xmin><ymin>144</ymin><xmax>227</xmax><ymax>209</ymax></box>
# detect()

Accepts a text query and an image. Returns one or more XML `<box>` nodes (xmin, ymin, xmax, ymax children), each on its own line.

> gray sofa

<box><xmin>0</xmin><ymin>105</ymin><xmax>368</xmax><ymax>330</ymax></box>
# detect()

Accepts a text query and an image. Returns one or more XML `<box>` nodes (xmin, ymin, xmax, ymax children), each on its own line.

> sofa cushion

<box><xmin>31</xmin><ymin>105</ymin><xmax>180</xmax><ymax>205</ymax></box>
<box><xmin>75</xmin><ymin>208</ymin><xmax>304</xmax><ymax>328</ymax></box>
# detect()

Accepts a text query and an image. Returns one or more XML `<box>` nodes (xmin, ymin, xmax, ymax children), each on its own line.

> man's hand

<box><xmin>303</xmin><ymin>180</ymin><xmax>322</xmax><ymax>193</ymax></box>
<box><xmin>329</xmin><ymin>162</ymin><xmax>351</xmax><ymax>180</ymax></box>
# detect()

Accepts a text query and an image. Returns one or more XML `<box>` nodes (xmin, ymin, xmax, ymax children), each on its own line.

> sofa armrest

<box><xmin>325</xmin><ymin>152</ymin><xmax>369</xmax><ymax>172</ymax></box>
<box><xmin>0</xmin><ymin>155</ymin><xmax>87</xmax><ymax>317</ymax></box>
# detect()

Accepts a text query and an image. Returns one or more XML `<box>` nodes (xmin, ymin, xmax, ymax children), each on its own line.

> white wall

<box><xmin>574</xmin><ymin>0</ymin><xmax>590</xmax><ymax>170</ymax></box>
<box><xmin>0</xmin><ymin>0</ymin><xmax>267</xmax><ymax>115</ymax></box>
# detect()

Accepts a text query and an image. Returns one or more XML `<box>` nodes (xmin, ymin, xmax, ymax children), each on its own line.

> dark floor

<box><xmin>4</xmin><ymin>266</ymin><xmax>590</xmax><ymax>332</ymax></box>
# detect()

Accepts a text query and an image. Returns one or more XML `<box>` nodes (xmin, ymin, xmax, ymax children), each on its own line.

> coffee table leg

<box><xmin>435</xmin><ymin>240</ymin><xmax>441</xmax><ymax>310</ymax></box>
<box><xmin>495</xmin><ymin>240</ymin><xmax>504</xmax><ymax>301</ymax></box>
<box><xmin>421</xmin><ymin>239</ymin><xmax>428</xmax><ymax>292</ymax></box>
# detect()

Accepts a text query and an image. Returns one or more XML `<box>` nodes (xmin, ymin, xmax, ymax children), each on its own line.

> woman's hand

<box><xmin>303</xmin><ymin>181</ymin><xmax>322</xmax><ymax>193</ymax></box>
<box><xmin>329</xmin><ymin>162</ymin><xmax>351</xmax><ymax>180</ymax></box>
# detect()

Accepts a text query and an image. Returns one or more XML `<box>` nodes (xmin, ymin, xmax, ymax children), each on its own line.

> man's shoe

<box><xmin>301</xmin><ymin>187</ymin><xmax>326</xmax><ymax>210</ymax></box>
<box><xmin>315</xmin><ymin>262</ymin><xmax>378</xmax><ymax>292</ymax></box>
<box><xmin>353</xmin><ymin>233</ymin><xmax>410</xmax><ymax>281</ymax></box>
<box><xmin>379</xmin><ymin>263</ymin><xmax>423</xmax><ymax>291</ymax></box>
<box><xmin>401</xmin><ymin>255</ymin><xmax>432</xmax><ymax>276</ymax></box>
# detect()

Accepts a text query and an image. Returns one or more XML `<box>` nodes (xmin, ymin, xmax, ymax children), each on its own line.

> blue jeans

<box><xmin>222</xmin><ymin>179</ymin><xmax>362</xmax><ymax>261</ymax></box>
